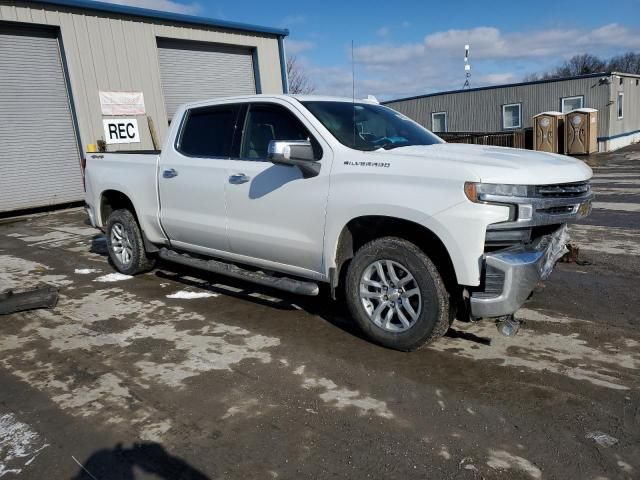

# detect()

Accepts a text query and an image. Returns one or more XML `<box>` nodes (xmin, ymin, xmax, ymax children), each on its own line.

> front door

<box><xmin>158</xmin><ymin>103</ymin><xmax>240</xmax><ymax>251</ymax></box>
<box><xmin>224</xmin><ymin>102</ymin><xmax>331</xmax><ymax>274</ymax></box>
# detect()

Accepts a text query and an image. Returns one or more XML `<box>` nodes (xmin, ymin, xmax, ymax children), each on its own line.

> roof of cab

<box><xmin>179</xmin><ymin>94</ymin><xmax>383</xmax><ymax>110</ymax></box>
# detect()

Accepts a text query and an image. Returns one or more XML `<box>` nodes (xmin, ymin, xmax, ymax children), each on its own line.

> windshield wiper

<box><xmin>382</xmin><ymin>143</ymin><xmax>409</xmax><ymax>150</ymax></box>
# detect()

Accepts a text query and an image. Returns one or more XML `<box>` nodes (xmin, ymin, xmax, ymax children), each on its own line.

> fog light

<box><xmin>518</xmin><ymin>204</ymin><xmax>533</xmax><ymax>221</ymax></box>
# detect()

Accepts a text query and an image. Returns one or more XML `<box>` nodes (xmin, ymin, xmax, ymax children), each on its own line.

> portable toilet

<box><xmin>533</xmin><ymin>111</ymin><xmax>564</xmax><ymax>153</ymax></box>
<box><xmin>565</xmin><ymin>108</ymin><xmax>598</xmax><ymax>155</ymax></box>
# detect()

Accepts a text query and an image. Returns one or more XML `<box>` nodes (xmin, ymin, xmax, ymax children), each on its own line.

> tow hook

<box><xmin>495</xmin><ymin>314</ymin><xmax>521</xmax><ymax>337</ymax></box>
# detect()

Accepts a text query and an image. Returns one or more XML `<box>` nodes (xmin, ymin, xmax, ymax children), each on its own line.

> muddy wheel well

<box><xmin>100</xmin><ymin>190</ymin><xmax>137</xmax><ymax>225</ymax></box>
<box><xmin>334</xmin><ymin>216</ymin><xmax>458</xmax><ymax>294</ymax></box>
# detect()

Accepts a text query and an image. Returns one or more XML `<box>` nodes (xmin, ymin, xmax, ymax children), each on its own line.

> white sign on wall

<box><xmin>99</xmin><ymin>91</ymin><xmax>146</xmax><ymax>115</ymax></box>
<box><xmin>103</xmin><ymin>118</ymin><xmax>141</xmax><ymax>144</ymax></box>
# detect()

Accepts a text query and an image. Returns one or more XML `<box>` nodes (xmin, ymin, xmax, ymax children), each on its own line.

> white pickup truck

<box><xmin>84</xmin><ymin>95</ymin><xmax>593</xmax><ymax>350</ymax></box>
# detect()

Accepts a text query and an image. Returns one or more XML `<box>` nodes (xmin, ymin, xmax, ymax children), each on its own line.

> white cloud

<box><xmin>101</xmin><ymin>0</ymin><xmax>201</xmax><ymax>15</ymax></box>
<box><xmin>376</xmin><ymin>26</ymin><xmax>390</xmax><ymax>37</ymax></box>
<box><xmin>286</xmin><ymin>39</ymin><xmax>316</xmax><ymax>55</ymax></box>
<box><xmin>309</xmin><ymin>23</ymin><xmax>640</xmax><ymax>99</ymax></box>
<box><xmin>424</xmin><ymin>23</ymin><xmax>640</xmax><ymax>60</ymax></box>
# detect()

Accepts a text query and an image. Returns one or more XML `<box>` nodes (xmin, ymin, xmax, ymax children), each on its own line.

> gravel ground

<box><xmin>0</xmin><ymin>145</ymin><xmax>639</xmax><ymax>479</ymax></box>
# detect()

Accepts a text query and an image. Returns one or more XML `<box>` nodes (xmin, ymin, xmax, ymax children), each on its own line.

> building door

<box><xmin>157</xmin><ymin>39</ymin><xmax>256</xmax><ymax>121</ymax></box>
<box><xmin>0</xmin><ymin>26</ymin><xmax>83</xmax><ymax>213</ymax></box>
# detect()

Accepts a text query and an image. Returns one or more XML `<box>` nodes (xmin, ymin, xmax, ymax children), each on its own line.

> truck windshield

<box><xmin>301</xmin><ymin>101</ymin><xmax>444</xmax><ymax>151</ymax></box>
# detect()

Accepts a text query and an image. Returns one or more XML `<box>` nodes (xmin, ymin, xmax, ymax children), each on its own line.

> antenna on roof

<box><xmin>352</xmin><ymin>40</ymin><xmax>356</xmax><ymax>147</ymax></box>
<box><xmin>463</xmin><ymin>44</ymin><xmax>471</xmax><ymax>89</ymax></box>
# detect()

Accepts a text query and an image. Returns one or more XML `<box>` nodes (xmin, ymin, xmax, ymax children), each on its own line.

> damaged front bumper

<box><xmin>470</xmin><ymin>225</ymin><xmax>569</xmax><ymax>318</ymax></box>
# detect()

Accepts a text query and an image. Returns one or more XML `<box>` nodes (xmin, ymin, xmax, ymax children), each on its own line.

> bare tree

<box><xmin>551</xmin><ymin>54</ymin><xmax>606</xmax><ymax>77</ymax></box>
<box><xmin>522</xmin><ymin>72</ymin><xmax>541</xmax><ymax>82</ymax></box>
<box><xmin>523</xmin><ymin>52</ymin><xmax>640</xmax><ymax>81</ymax></box>
<box><xmin>606</xmin><ymin>52</ymin><xmax>640</xmax><ymax>74</ymax></box>
<box><xmin>286</xmin><ymin>55</ymin><xmax>315</xmax><ymax>94</ymax></box>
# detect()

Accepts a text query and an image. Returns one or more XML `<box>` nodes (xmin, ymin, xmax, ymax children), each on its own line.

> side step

<box><xmin>159</xmin><ymin>248</ymin><xmax>319</xmax><ymax>296</ymax></box>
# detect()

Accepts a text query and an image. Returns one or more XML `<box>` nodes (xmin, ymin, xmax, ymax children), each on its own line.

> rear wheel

<box><xmin>345</xmin><ymin>237</ymin><xmax>450</xmax><ymax>351</ymax></box>
<box><xmin>105</xmin><ymin>209</ymin><xmax>156</xmax><ymax>275</ymax></box>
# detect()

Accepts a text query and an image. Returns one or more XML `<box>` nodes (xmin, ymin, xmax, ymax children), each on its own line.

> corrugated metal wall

<box><xmin>157</xmin><ymin>38</ymin><xmax>255</xmax><ymax>120</ymax></box>
<box><xmin>385</xmin><ymin>76</ymin><xmax>613</xmax><ymax>139</ymax></box>
<box><xmin>609</xmin><ymin>74</ymin><xmax>640</xmax><ymax>139</ymax></box>
<box><xmin>0</xmin><ymin>0</ymin><xmax>284</xmax><ymax>152</ymax></box>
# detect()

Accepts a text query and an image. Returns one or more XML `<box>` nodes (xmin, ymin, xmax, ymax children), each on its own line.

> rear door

<box><xmin>224</xmin><ymin>101</ymin><xmax>332</xmax><ymax>274</ymax></box>
<box><xmin>158</xmin><ymin>103</ymin><xmax>240</xmax><ymax>251</ymax></box>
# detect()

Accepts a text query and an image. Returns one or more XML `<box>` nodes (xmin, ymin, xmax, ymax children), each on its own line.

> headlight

<box><xmin>464</xmin><ymin>182</ymin><xmax>530</xmax><ymax>202</ymax></box>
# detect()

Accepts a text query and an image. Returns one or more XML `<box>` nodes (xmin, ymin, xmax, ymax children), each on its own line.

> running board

<box><xmin>159</xmin><ymin>248</ymin><xmax>319</xmax><ymax>296</ymax></box>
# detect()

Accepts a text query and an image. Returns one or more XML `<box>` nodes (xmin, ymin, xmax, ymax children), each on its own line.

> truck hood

<box><xmin>387</xmin><ymin>143</ymin><xmax>592</xmax><ymax>184</ymax></box>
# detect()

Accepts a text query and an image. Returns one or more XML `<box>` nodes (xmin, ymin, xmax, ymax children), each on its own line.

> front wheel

<box><xmin>105</xmin><ymin>209</ymin><xmax>156</xmax><ymax>275</ymax></box>
<box><xmin>345</xmin><ymin>237</ymin><xmax>450</xmax><ymax>351</ymax></box>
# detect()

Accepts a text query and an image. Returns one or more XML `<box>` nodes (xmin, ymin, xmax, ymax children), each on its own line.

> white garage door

<box><xmin>0</xmin><ymin>26</ymin><xmax>83</xmax><ymax>213</ymax></box>
<box><xmin>157</xmin><ymin>39</ymin><xmax>256</xmax><ymax>120</ymax></box>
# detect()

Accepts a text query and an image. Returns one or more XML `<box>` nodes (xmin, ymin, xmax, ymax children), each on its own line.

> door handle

<box><xmin>229</xmin><ymin>173</ymin><xmax>250</xmax><ymax>184</ymax></box>
<box><xmin>163</xmin><ymin>168</ymin><xmax>178</xmax><ymax>179</ymax></box>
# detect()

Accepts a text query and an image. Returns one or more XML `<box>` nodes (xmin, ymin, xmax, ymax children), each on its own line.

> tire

<box><xmin>345</xmin><ymin>237</ymin><xmax>450</xmax><ymax>351</ymax></box>
<box><xmin>105</xmin><ymin>209</ymin><xmax>156</xmax><ymax>275</ymax></box>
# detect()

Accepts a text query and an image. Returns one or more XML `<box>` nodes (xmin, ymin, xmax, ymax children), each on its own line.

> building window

<box><xmin>561</xmin><ymin>96</ymin><xmax>584</xmax><ymax>113</ymax></box>
<box><xmin>617</xmin><ymin>93</ymin><xmax>624</xmax><ymax>119</ymax></box>
<box><xmin>431</xmin><ymin>112</ymin><xmax>447</xmax><ymax>132</ymax></box>
<box><xmin>502</xmin><ymin>103</ymin><xmax>522</xmax><ymax>129</ymax></box>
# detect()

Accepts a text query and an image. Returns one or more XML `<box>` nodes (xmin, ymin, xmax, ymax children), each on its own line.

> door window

<box><xmin>240</xmin><ymin>103</ymin><xmax>319</xmax><ymax>160</ymax></box>
<box><xmin>178</xmin><ymin>105</ymin><xmax>238</xmax><ymax>157</ymax></box>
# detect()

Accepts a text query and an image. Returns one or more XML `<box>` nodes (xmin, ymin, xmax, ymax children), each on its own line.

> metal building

<box><xmin>0</xmin><ymin>0</ymin><xmax>288</xmax><ymax>213</ymax></box>
<box><xmin>384</xmin><ymin>72</ymin><xmax>640</xmax><ymax>153</ymax></box>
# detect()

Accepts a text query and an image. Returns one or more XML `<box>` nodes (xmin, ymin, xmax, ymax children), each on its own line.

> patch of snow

<box><xmin>166</xmin><ymin>290</ymin><xmax>219</xmax><ymax>299</ymax></box>
<box><xmin>74</xmin><ymin>268</ymin><xmax>98</xmax><ymax>274</ymax></box>
<box><xmin>586</xmin><ymin>431</ymin><xmax>619</xmax><ymax>447</ymax></box>
<box><xmin>438</xmin><ymin>446</ymin><xmax>451</xmax><ymax>460</ymax></box>
<box><xmin>93</xmin><ymin>273</ymin><xmax>133</xmax><ymax>282</ymax></box>
<box><xmin>294</xmin><ymin>366</ymin><xmax>393</xmax><ymax>419</ymax></box>
<box><xmin>487</xmin><ymin>449</ymin><xmax>542</xmax><ymax>479</ymax></box>
<box><xmin>0</xmin><ymin>413</ymin><xmax>49</xmax><ymax>477</ymax></box>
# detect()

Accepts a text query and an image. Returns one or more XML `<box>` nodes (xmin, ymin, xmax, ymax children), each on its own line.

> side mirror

<box><xmin>267</xmin><ymin>140</ymin><xmax>321</xmax><ymax>178</ymax></box>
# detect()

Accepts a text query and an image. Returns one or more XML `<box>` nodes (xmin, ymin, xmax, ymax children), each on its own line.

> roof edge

<box><xmin>32</xmin><ymin>0</ymin><xmax>289</xmax><ymax>37</ymax></box>
<box><xmin>382</xmin><ymin>72</ymin><xmax>612</xmax><ymax>105</ymax></box>
<box><xmin>611</xmin><ymin>71</ymin><xmax>640</xmax><ymax>79</ymax></box>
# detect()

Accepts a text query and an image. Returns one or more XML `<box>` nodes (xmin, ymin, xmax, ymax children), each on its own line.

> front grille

<box><xmin>535</xmin><ymin>181</ymin><xmax>590</xmax><ymax>198</ymax></box>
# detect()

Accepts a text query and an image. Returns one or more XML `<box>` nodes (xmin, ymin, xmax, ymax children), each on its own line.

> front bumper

<box><xmin>470</xmin><ymin>225</ymin><xmax>569</xmax><ymax>318</ymax></box>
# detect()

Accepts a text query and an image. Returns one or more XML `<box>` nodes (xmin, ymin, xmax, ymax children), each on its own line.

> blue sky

<box><xmin>111</xmin><ymin>0</ymin><xmax>640</xmax><ymax>100</ymax></box>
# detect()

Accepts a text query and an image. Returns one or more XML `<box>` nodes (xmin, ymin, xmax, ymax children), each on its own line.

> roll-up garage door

<box><xmin>157</xmin><ymin>39</ymin><xmax>256</xmax><ymax>119</ymax></box>
<box><xmin>0</xmin><ymin>26</ymin><xmax>83</xmax><ymax>213</ymax></box>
